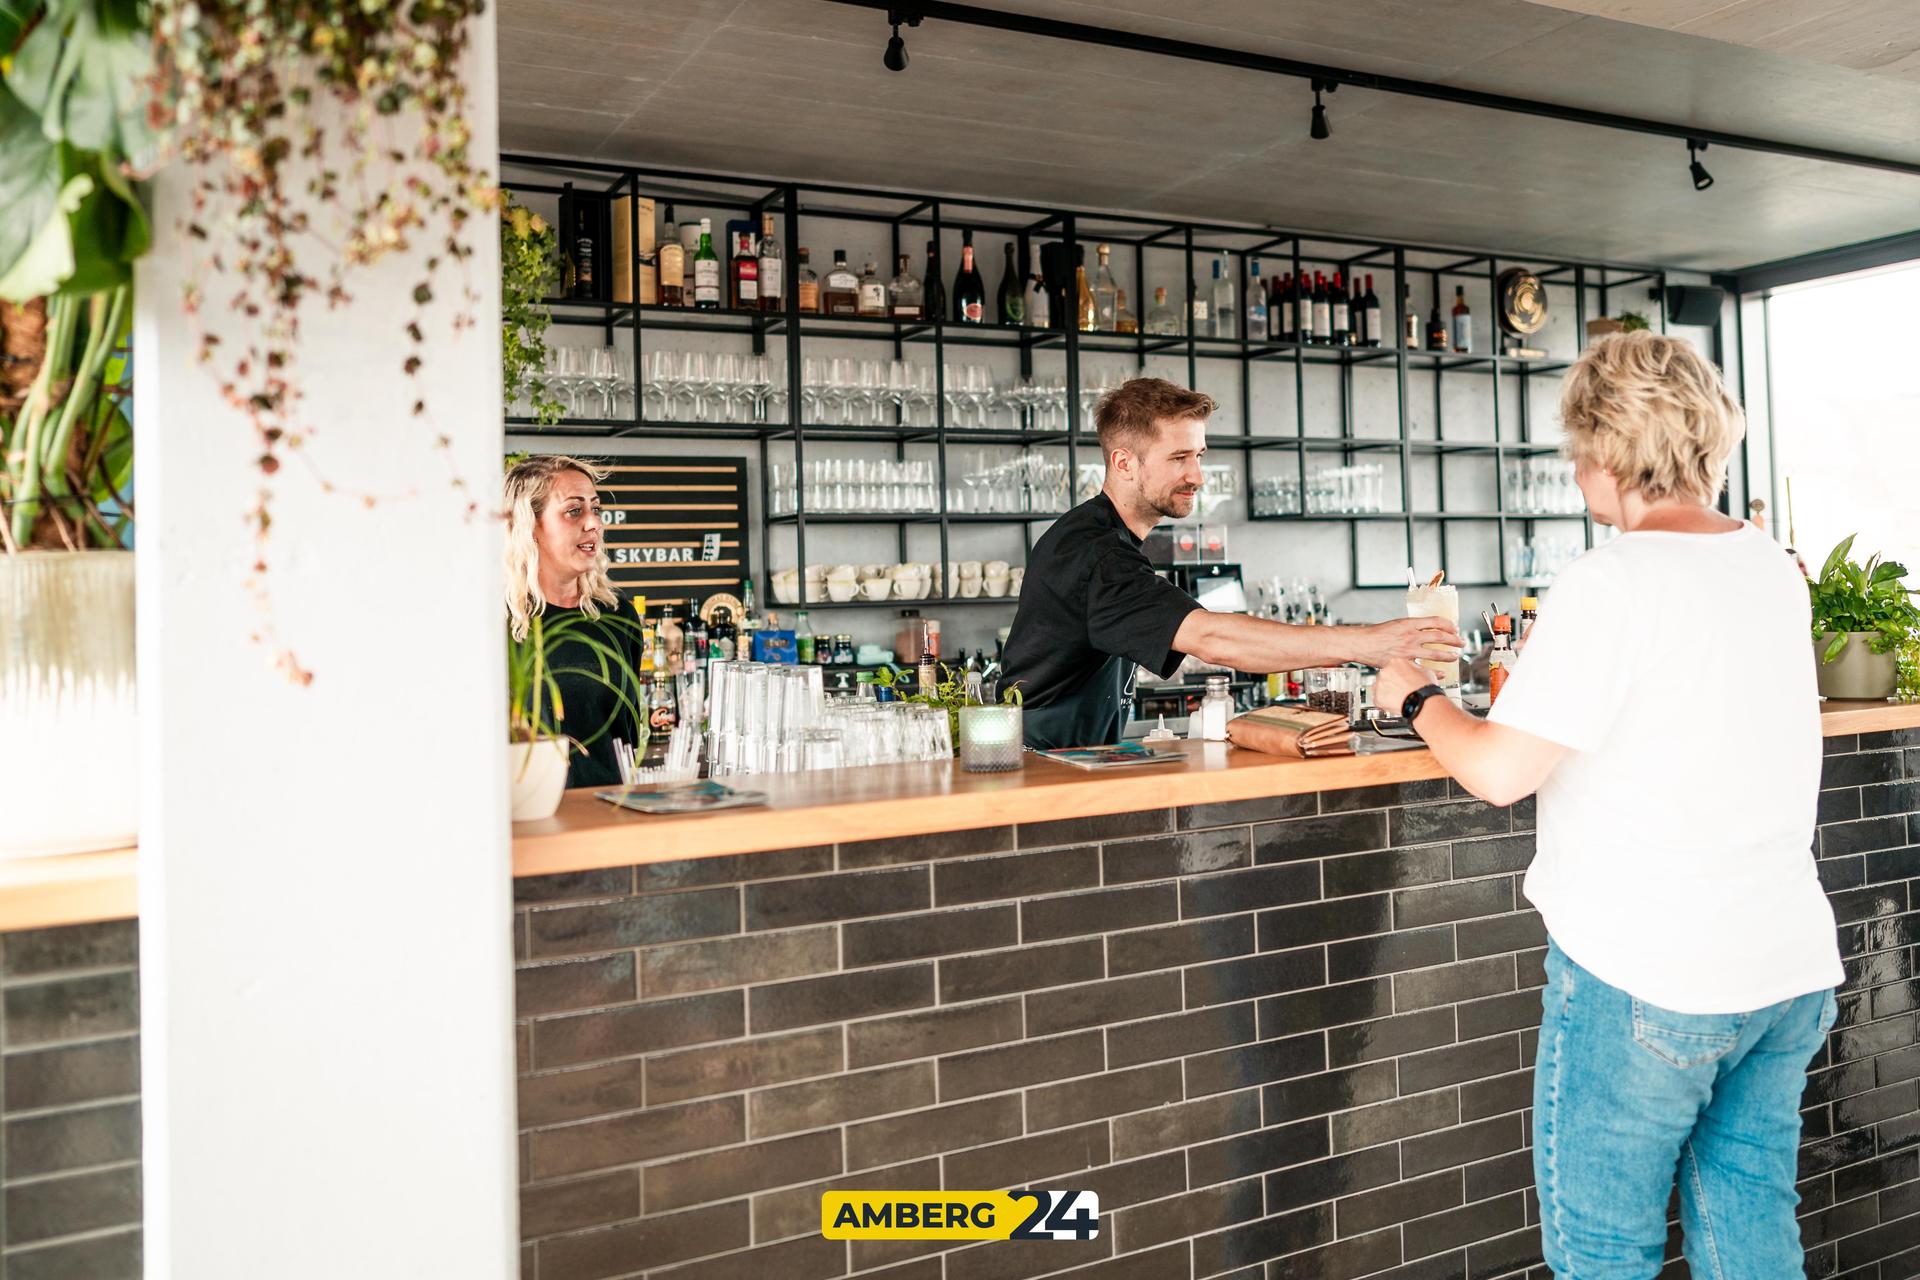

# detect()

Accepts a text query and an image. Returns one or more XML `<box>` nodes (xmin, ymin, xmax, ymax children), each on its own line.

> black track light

<box><xmin>1687</xmin><ymin>139</ymin><xmax>1713</xmax><ymax>191</ymax></box>
<box><xmin>883</xmin><ymin>7</ymin><xmax>920</xmax><ymax>73</ymax></box>
<box><xmin>1309</xmin><ymin>79</ymin><xmax>1335</xmax><ymax>141</ymax></box>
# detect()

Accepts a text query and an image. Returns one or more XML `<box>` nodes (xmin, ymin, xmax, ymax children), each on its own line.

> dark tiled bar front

<box><xmin>504</xmin><ymin>719</ymin><xmax>1920</xmax><ymax>1280</ymax></box>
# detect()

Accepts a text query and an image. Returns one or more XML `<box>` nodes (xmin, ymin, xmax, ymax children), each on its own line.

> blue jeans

<box><xmin>1534</xmin><ymin>939</ymin><xmax>1837</xmax><ymax>1279</ymax></box>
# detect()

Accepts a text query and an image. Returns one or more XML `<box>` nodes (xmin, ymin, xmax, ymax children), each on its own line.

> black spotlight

<box><xmin>1687</xmin><ymin>139</ymin><xmax>1713</xmax><ymax>191</ymax></box>
<box><xmin>1309</xmin><ymin>79</ymin><xmax>1335</xmax><ymax>141</ymax></box>
<box><xmin>883</xmin><ymin>7</ymin><xmax>921</xmax><ymax>73</ymax></box>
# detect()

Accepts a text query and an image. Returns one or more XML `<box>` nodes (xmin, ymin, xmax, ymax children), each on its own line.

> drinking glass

<box><xmin>1405</xmin><ymin>582</ymin><xmax>1461</xmax><ymax>688</ymax></box>
<box><xmin>682</xmin><ymin>351</ymin><xmax>713</xmax><ymax>422</ymax></box>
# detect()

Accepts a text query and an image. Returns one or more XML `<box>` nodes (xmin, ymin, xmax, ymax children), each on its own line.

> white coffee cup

<box><xmin>985</xmin><ymin>560</ymin><xmax>1010</xmax><ymax>578</ymax></box>
<box><xmin>983</xmin><ymin>575</ymin><xmax>1009</xmax><ymax>598</ymax></box>
<box><xmin>860</xmin><ymin>577</ymin><xmax>891</xmax><ymax>601</ymax></box>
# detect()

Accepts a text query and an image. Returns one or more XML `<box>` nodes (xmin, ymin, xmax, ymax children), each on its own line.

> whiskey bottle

<box><xmin>822</xmin><ymin>250</ymin><xmax>860</xmax><ymax>316</ymax></box>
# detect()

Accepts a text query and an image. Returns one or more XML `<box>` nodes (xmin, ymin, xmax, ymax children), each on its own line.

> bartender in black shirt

<box><xmin>1002</xmin><ymin>378</ymin><xmax>1463</xmax><ymax>749</ymax></box>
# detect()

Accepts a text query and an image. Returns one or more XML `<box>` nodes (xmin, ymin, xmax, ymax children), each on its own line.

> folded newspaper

<box><xmin>1224</xmin><ymin>706</ymin><xmax>1355</xmax><ymax>758</ymax></box>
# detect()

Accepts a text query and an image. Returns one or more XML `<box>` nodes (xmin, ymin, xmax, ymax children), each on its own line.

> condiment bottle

<box><xmin>1190</xmin><ymin>674</ymin><xmax>1234</xmax><ymax>741</ymax></box>
<box><xmin>1488</xmin><ymin>614</ymin><xmax>1514</xmax><ymax>703</ymax></box>
<box><xmin>1518</xmin><ymin>596</ymin><xmax>1538</xmax><ymax>644</ymax></box>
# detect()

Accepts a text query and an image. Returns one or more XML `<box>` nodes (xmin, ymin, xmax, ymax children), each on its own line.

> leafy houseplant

<box><xmin>872</xmin><ymin>663</ymin><xmax>1023</xmax><ymax>754</ymax></box>
<box><xmin>0</xmin><ymin>3</ymin><xmax>145</xmax><ymax>857</ymax></box>
<box><xmin>1616</xmin><ymin>311</ymin><xmax>1652</xmax><ymax>333</ymax></box>
<box><xmin>1807</xmin><ymin>533</ymin><xmax>1919</xmax><ymax>700</ymax></box>
<box><xmin>507</xmin><ymin>610</ymin><xmax>649</xmax><ymax>820</ymax></box>
<box><xmin>501</xmin><ymin>196</ymin><xmax>563</xmax><ymax>425</ymax></box>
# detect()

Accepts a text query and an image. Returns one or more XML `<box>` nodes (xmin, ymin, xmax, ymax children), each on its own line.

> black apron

<box><xmin>1021</xmin><ymin>653</ymin><xmax>1133</xmax><ymax>750</ymax></box>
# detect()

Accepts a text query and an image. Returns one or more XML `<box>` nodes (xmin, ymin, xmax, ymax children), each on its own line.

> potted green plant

<box><xmin>507</xmin><ymin>612</ymin><xmax>649</xmax><ymax>820</ymax></box>
<box><xmin>871</xmin><ymin>663</ymin><xmax>1023</xmax><ymax>753</ymax></box>
<box><xmin>1807</xmin><ymin>534</ymin><xmax>1920</xmax><ymax>700</ymax></box>
<box><xmin>0</xmin><ymin>2</ymin><xmax>144</xmax><ymax>857</ymax></box>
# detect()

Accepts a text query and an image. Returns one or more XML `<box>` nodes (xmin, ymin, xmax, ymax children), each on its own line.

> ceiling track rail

<box><xmin>818</xmin><ymin>0</ymin><xmax>1920</xmax><ymax>180</ymax></box>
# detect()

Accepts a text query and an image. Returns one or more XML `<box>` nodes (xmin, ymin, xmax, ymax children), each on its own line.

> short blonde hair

<box><xmin>1558</xmin><ymin>332</ymin><xmax>1744</xmax><ymax>504</ymax></box>
<box><xmin>504</xmin><ymin>454</ymin><xmax>619</xmax><ymax>641</ymax></box>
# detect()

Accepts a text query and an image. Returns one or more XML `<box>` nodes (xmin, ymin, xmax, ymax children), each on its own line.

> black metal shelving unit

<box><xmin>501</xmin><ymin>154</ymin><xmax>1701</xmax><ymax>604</ymax></box>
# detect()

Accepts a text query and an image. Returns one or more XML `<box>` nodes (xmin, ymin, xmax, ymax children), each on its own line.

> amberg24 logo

<box><xmin>823</xmin><ymin>1189</ymin><xmax>1100</xmax><ymax>1241</ymax></box>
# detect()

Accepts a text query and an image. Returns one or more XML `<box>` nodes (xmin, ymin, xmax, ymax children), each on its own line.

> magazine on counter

<box><xmin>595</xmin><ymin>781</ymin><xmax>769</xmax><ymax>813</ymax></box>
<box><xmin>1035</xmin><ymin>742</ymin><xmax>1185</xmax><ymax>771</ymax></box>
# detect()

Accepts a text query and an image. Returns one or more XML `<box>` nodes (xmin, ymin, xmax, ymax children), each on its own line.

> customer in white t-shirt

<box><xmin>1373</xmin><ymin>332</ymin><xmax>1841</xmax><ymax>1280</ymax></box>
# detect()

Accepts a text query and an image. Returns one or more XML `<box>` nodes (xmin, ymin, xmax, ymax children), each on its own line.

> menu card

<box><xmin>1225</xmin><ymin>706</ymin><xmax>1355</xmax><ymax>758</ymax></box>
<box><xmin>1035</xmin><ymin>742</ymin><xmax>1184</xmax><ymax>771</ymax></box>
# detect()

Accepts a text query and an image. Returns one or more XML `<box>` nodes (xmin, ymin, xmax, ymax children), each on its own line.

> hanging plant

<box><xmin>143</xmin><ymin>0</ymin><xmax>497</xmax><ymax>683</ymax></box>
<box><xmin>501</xmin><ymin>195</ymin><xmax>562</xmax><ymax>425</ymax></box>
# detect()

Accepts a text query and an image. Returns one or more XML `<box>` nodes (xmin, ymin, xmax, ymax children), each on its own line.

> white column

<box><xmin>133</xmin><ymin>13</ymin><xmax>516</xmax><ymax>1278</ymax></box>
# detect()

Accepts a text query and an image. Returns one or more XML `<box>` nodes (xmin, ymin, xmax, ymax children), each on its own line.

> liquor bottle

<box><xmin>648</xmin><ymin>673</ymin><xmax>678</xmax><ymax>734</ymax></box>
<box><xmin>684</xmin><ymin>611</ymin><xmax>707</xmax><ymax>671</ymax></box>
<box><xmin>795</xmin><ymin>247</ymin><xmax>820</xmax><ymax>313</ymax></box>
<box><xmin>1427</xmin><ymin>296</ymin><xmax>1448</xmax><ymax>351</ymax></box>
<box><xmin>857</xmin><ymin>261</ymin><xmax>887</xmax><ymax>317</ymax></box>
<box><xmin>997</xmin><ymin>244</ymin><xmax>1024</xmax><ymax>325</ymax></box>
<box><xmin>952</xmin><ymin>231</ymin><xmax>986</xmax><ymax>324</ymax></box>
<box><xmin>757</xmin><ymin>212</ymin><xmax>784</xmax><ymax>312</ymax></box>
<box><xmin>924</xmin><ymin>240</ymin><xmax>945</xmax><ymax>324</ymax></box>
<box><xmin>1450</xmin><ymin>285</ymin><xmax>1472</xmax><ymax>353</ymax></box>
<box><xmin>740</xmin><ymin>576</ymin><xmax>757</xmax><ymax>630</ymax></box>
<box><xmin>1145</xmin><ymin>286</ymin><xmax>1178</xmax><ymax>335</ymax></box>
<box><xmin>1189</xmin><ymin>271</ymin><xmax>1210</xmax><ymax>336</ymax></box>
<box><xmin>1311</xmin><ymin>271</ymin><xmax>1332</xmax><ymax>345</ymax></box>
<box><xmin>1330</xmin><ymin>270</ymin><xmax>1350</xmax><ymax>347</ymax></box>
<box><xmin>657</xmin><ymin>205</ymin><xmax>684</xmax><ymax>307</ymax></box>
<box><xmin>1362</xmin><ymin>274</ymin><xmax>1381</xmax><ymax>347</ymax></box>
<box><xmin>639</xmin><ymin>618</ymin><xmax>656</xmax><ymax>676</ymax></box>
<box><xmin>889</xmin><ymin>254</ymin><xmax>924</xmax><ymax>320</ymax></box>
<box><xmin>572</xmin><ymin>196</ymin><xmax>597</xmax><ymax>300</ymax></box>
<box><xmin>692</xmin><ymin>219</ymin><xmax>720</xmax><ymax>310</ymax></box>
<box><xmin>1114</xmin><ymin>289</ymin><xmax>1138</xmax><ymax>334</ymax></box>
<box><xmin>1092</xmin><ymin>244</ymin><xmax>1119</xmax><ymax>331</ymax></box>
<box><xmin>708</xmin><ymin>606</ymin><xmax>736</xmax><ymax>663</ymax></box>
<box><xmin>1024</xmin><ymin>242</ymin><xmax>1049</xmax><ymax>329</ymax></box>
<box><xmin>1247</xmin><ymin>257</ymin><xmax>1267</xmax><ymax>339</ymax></box>
<box><xmin>730</xmin><ymin>224</ymin><xmax>758</xmax><ymax>310</ymax></box>
<box><xmin>1075</xmin><ymin>261</ymin><xmax>1096</xmax><ymax>332</ymax></box>
<box><xmin>822</xmin><ymin>249</ymin><xmax>859</xmax><ymax>316</ymax></box>
<box><xmin>1405</xmin><ymin>302</ymin><xmax>1420</xmax><ymax>348</ymax></box>
<box><xmin>659</xmin><ymin>604</ymin><xmax>684</xmax><ymax>670</ymax></box>
<box><xmin>1210</xmin><ymin>258</ymin><xmax>1235</xmax><ymax>339</ymax></box>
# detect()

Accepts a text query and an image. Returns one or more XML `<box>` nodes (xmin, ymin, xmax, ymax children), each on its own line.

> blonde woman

<box><xmin>505</xmin><ymin>455</ymin><xmax>645</xmax><ymax>788</ymax></box>
<box><xmin>1375</xmin><ymin>333</ymin><xmax>1840</xmax><ymax>1279</ymax></box>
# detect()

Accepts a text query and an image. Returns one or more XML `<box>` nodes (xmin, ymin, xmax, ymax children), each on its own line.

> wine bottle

<box><xmin>1330</xmin><ymin>270</ymin><xmax>1350</xmax><ymax>348</ymax></box>
<box><xmin>1450</xmin><ymin>285</ymin><xmax>1472</xmax><ymax>353</ymax></box>
<box><xmin>997</xmin><ymin>243</ymin><xmax>1024</xmax><ymax>325</ymax></box>
<box><xmin>952</xmin><ymin>230</ymin><xmax>985</xmax><ymax>324</ymax></box>
<box><xmin>1362</xmin><ymin>273</ymin><xmax>1381</xmax><ymax>347</ymax></box>
<box><xmin>1311</xmin><ymin>272</ymin><xmax>1332</xmax><ymax>345</ymax></box>
<box><xmin>1024</xmin><ymin>242</ymin><xmax>1049</xmax><ymax>329</ymax></box>
<box><xmin>658</xmin><ymin>204</ymin><xmax>684</xmax><ymax>307</ymax></box>
<box><xmin>1279</xmin><ymin>273</ymin><xmax>1297</xmax><ymax>342</ymax></box>
<box><xmin>572</xmin><ymin>196</ymin><xmax>597</xmax><ymax>301</ymax></box>
<box><xmin>757</xmin><ymin>212</ymin><xmax>783</xmax><ymax>313</ymax></box>
<box><xmin>1075</xmin><ymin>262</ymin><xmax>1096</xmax><ymax>333</ymax></box>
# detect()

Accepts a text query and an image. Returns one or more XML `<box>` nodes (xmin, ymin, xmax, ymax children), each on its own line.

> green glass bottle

<box><xmin>692</xmin><ymin>218</ymin><xmax>721</xmax><ymax>311</ymax></box>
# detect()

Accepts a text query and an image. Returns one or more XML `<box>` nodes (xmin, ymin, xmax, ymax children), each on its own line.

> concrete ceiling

<box><xmin>1526</xmin><ymin>0</ymin><xmax>1920</xmax><ymax>82</ymax></box>
<box><xmin>496</xmin><ymin>0</ymin><xmax>1920</xmax><ymax>271</ymax></box>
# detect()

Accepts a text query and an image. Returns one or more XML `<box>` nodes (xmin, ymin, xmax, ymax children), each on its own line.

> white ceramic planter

<box><xmin>508</xmin><ymin>737</ymin><xmax>572</xmax><ymax>821</ymax></box>
<box><xmin>0</xmin><ymin>551</ymin><xmax>137</xmax><ymax>858</ymax></box>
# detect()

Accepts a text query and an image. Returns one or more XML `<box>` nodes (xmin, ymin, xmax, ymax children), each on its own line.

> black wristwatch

<box><xmin>1401</xmin><ymin>684</ymin><xmax>1447</xmax><ymax>734</ymax></box>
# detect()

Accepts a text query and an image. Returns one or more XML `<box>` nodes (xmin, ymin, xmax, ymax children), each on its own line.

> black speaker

<box><xmin>1664</xmin><ymin>284</ymin><xmax>1726</xmax><ymax>327</ymax></box>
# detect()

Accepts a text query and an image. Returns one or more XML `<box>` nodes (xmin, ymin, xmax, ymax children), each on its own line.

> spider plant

<box><xmin>507</xmin><ymin>610</ymin><xmax>650</xmax><ymax>771</ymax></box>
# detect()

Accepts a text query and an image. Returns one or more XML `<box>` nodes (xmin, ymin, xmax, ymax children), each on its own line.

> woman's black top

<box><xmin>539</xmin><ymin>593</ymin><xmax>648</xmax><ymax>789</ymax></box>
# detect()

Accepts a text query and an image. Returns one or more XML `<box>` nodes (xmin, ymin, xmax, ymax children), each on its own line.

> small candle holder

<box><xmin>958</xmin><ymin>705</ymin><xmax>1023</xmax><ymax>772</ymax></box>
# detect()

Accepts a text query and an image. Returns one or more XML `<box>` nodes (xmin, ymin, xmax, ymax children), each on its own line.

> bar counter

<box><xmin>6</xmin><ymin>705</ymin><xmax>1918</xmax><ymax>1279</ymax></box>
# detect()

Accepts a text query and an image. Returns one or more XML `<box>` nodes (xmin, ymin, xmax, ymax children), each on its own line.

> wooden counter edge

<box><xmin>10</xmin><ymin>700</ymin><xmax>1916</xmax><ymax>929</ymax></box>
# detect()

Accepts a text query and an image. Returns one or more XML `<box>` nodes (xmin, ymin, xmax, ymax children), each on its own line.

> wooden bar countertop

<box><xmin>10</xmin><ymin>701</ymin><xmax>1919</xmax><ymax>931</ymax></box>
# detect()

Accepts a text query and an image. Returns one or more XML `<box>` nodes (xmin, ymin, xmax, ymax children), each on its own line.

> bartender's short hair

<box><xmin>1094</xmin><ymin>378</ymin><xmax>1216</xmax><ymax>457</ymax></box>
<box><xmin>1559</xmin><ymin>333</ymin><xmax>1744</xmax><ymax>503</ymax></box>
